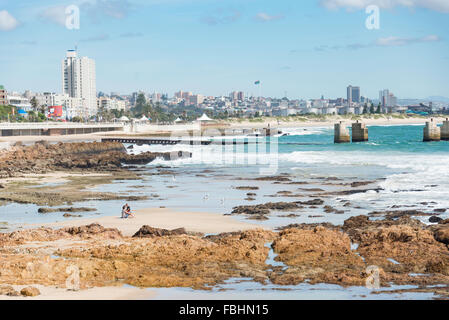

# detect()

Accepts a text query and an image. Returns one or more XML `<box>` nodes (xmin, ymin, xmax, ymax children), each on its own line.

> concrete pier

<box><xmin>441</xmin><ymin>118</ymin><xmax>449</xmax><ymax>141</ymax></box>
<box><xmin>0</xmin><ymin>123</ymin><xmax>123</xmax><ymax>137</ymax></box>
<box><xmin>423</xmin><ymin>118</ymin><xmax>441</xmax><ymax>142</ymax></box>
<box><xmin>334</xmin><ymin>122</ymin><xmax>350</xmax><ymax>143</ymax></box>
<box><xmin>352</xmin><ymin>121</ymin><xmax>368</xmax><ymax>142</ymax></box>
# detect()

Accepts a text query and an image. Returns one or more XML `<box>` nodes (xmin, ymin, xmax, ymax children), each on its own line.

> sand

<box><xmin>35</xmin><ymin>208</ymin><xmax>266</xmax><ymax>236</ymax></box>
<box><xmin>225</xmin><ymin>116</ymin><xmax>448</xmax><ymax>130</ymax></box>
<box><xmin>0</xmin><ymin>171</ymin><xmax>111</xmax><ymax>185</ymax></box>
<box><xmin>0</xmin><ymin>285</ymin><xmax>155</xmax><ymax>300</ymax></box>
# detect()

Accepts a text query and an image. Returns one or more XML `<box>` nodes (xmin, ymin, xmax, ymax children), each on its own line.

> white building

<box><xmin>62</xmin><ymin>50</ymin><xmax>97</xmax><ymax>119</ymax></box>
<box><xmin>7</xmin><ymin>95</ymin><xmax>32</xmax><ymax>111</ymax></box>
<box><xmin>97</xmin><ymin>97</ymin><xmax>126</xmax><ymax>111</ymax></box>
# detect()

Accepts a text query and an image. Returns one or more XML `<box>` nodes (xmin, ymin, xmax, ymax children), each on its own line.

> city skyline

<box><xmin>1</xmin><ymin>0</ymin><xmax>448</xmax><ymax>99</ymax></box>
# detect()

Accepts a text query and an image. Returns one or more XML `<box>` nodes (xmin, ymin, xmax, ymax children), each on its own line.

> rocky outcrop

<box><xmin>0</xmin><ymin>141</ymin><xmax>192</xmax><ymax>177</ymax></box>
<box><xmin>38</xmin><ymin>207</ymin><xmax>97</xmax><ymax>214</ymax></box>
<box><xmin>232</xmin><ymin>202</ymin><xmax>300</xmax><ymax>215</ymax></box>
<box><xmin>133</xmin><ymin>226</ymin><xmax>188</xmax><ymax>238</ymax></box>
<box><xmin>1</xmin><ymin>218</ymin><xmax>449</xmax><ymax>296</ymax></box>
<box><xmin>62</xmin><ymin>223</ymin><xmax>123</xmax><ymax>239</ymax></box>
<box><xmin>20</xmin><ymin>286</ymin><xmax>40</xmax><ymax>297</ymax></box>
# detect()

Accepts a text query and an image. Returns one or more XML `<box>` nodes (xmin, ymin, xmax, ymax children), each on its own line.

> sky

<box><xmin>0</xmin><ymin>0</ymin><xmax>448</xmax><ymax>100</ymax></box>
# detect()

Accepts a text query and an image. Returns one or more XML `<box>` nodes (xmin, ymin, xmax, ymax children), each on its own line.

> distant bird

<box><xmin>203</xmin><ymin>193</ymin><xmax>209</xmax><ymax>201</ymax></box>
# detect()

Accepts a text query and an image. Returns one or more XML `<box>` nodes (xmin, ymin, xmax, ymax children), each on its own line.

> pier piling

<box><xmin>441</xmin><ymin>118</ymin><xmax>449</xmax><ymax>141</ymax></box>
<box><xmin>423</xmin><ymin>118</ymin><xmax>441</xmax><ymax>142</ymax></box>
<box><xmin>351</xmin><ymin>121</ymin><xmax>369</xmax><ymax>142</ymax></box>
<box><xmin>334</xmin><ymin>122</ymin><xmax>350</xmax><ymax>143</ymax></box>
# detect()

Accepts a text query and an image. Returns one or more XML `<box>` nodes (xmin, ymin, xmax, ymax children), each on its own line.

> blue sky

<box><xmin>0</xmin><ymin>0</ymin><xmax>448</xmax><ymax>99</ymax></box>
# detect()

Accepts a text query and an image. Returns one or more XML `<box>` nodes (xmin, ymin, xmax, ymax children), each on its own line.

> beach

<box><xmin>1</xmin><ymin>119</ymin><xmax>449</xmax><ymax>300</ymax></box>
<box><xmin>35</xmin><ymin>207</ymin><xmax>265</xmax><ymax>236</ymax></box>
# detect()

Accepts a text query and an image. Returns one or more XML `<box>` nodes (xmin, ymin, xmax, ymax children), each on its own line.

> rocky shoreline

<box><xmin>0</xmin><ymin>141</ymin><xmax>191</xmax><ymax>178</ymax></box>
<box><xmin>0</xmin><ymin>214</ymin><xmax>448</xmax><ymax>298</ymax></box>
<box><xmin>0</xmin><ymin>141</ymin><xmax>191</xmax><ymax>207</ymax></box>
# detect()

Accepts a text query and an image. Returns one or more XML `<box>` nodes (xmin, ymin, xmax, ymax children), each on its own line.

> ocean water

<box><xmin>126</xmin><ymin>124</ymin><xmax>449</xmax><ymax>219</ymax></box>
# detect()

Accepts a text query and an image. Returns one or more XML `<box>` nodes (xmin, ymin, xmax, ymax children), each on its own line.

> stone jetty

<box><xmin>334</xmin><ymin>122</ymin><xmax>350</xmax><ymax>143</ymax></box>
<box><xmin>351</xmin><ymin>121</ymin><xmax>369</xmax><ymax>142</ymax></box>
<box><xmin>423</xmin><ymin>118</ymin><xmax>441</xmax><ymax>142</ymax></box>
<box><xmin>441</xmin><ymin>118</ymin><xmax>449</xmax><ymax>141</ymax></box>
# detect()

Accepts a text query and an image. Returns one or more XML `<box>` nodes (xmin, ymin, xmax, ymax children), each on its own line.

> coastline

<box><xmin>0</xmin><ymin>116</ymin><xmax>444</xmax><ymax>145</ymax></box>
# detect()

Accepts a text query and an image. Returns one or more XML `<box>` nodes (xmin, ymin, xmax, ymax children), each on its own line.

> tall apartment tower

<box><xmin>62</xmin><ymin>50</ymin><xmax>97</xmax><ymax>119</ymax></box>
<box><xmin>347</xmin><ymin>86</ymin><xmax>361</xmax><ymax>104</ymax></box>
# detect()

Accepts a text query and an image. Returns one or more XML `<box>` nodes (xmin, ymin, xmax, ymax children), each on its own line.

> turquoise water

<box><xmin>279</xmin><ymin>125</ymin><xmax>449</xmax><ymax>153</ymax></box>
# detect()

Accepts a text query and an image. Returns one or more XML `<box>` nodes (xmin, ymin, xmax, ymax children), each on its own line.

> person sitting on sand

<box><xmin>124</xmin><ymin>204</ymin><xmax>135</xmax><ymax>219</ymax></box>
<box><xmin>121</xmin><ymin>204</ymin><xmax>127</xmax><ymax>219</ymax></box>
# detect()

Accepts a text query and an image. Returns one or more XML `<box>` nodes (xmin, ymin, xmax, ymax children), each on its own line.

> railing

<box><xmin>0</xmin><ymin>122</ymin><xmax>124</xmax><ymax>129</ymax></box>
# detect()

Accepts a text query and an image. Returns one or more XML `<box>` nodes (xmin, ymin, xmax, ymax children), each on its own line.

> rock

<box><xmin>235</xmin><ymin>186</ymin><xmax>259</xmax><ymax>191</ymax></box>
<box><xmin>20</xmin><ymin>286</ymin><xmax>40</xmax><ymax>297</ymax></box>
<box><xmin>429</xmin><ymin>216</ymin><xmax>443</xmax><ymax>223</ymax></box>
<box><xmin>247</xmin><ymin>215</ymin><xmax>269</xmax><ymax>221</ymax></box>
<box><xmin>0</xmin><ymin>285</ymin><xmax>20</xmax><ymax>296</ymax></box>
<box><xmin>434</xmin><ymin>227</ymin><xmax>449</xmax><ymax>245</ymax></box>
<box><xmin>297</xmin><ymin>199</ymin><xmax>324</xmax><ymax>206</ymax></box>
<box><xmin>254</xmin><ymin>176</ymin><xmax>291</xmax><ymax>182</ymax></box>
<box><xmin>38</xmin><ymin>207</ymin><xmax>96</xmax><ymax>214</ymax></box>
<box><xmin>63</xmin><ymin>213</ymin><xmax>82</xmax><ymax>218</ymax></box>
<box><xmin>232</xmin><ymin>202</ymin><xmax>299</xmax><ymax>215</ymax></box>
<box><xmin>434</xmin><ymin>209</ymin><xmax>447</xmax><ymax>213</ymax></box>
<box><xmin>350</xmin><ymin>181</ymin><xmax>376</xmax><ymax>188</ymax></box>
<box><xmin>63</xmin><ymin>223</ymin><xmax>123</xmax><ymax>239</ymax></box>
<box><xmin>369</xmin><ymin>210</ymin><xmax>432</xmax><ymax>218</ymax></box>
<box><xmin>133</xmin><ymin>225</ymin><xmax>188</xmax><ymax>238</ymax></box>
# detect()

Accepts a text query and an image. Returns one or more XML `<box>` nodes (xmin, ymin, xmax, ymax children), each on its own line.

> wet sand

<box><xmin>35</xmin><ymin>208</ymin><xmax>266</xmax><ymax>236</ymax></box>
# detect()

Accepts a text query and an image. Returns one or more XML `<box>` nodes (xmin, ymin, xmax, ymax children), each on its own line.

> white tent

<box><xmin>118</xmin><ymin>116</ymin><xmax>130</xmax><ymax>122</ymax></box>
<box><xmin>174</xmin><ymin>117</ymin><xmax>183</xmax><ymax>123</ymax></box>
<box><xmin>139</xmin><ymin>115</ymin><xmax>149</xmax><ymax>122</ymax></box>
<box><xmin>197</xmin><ymin>114</ymin><xmax>214</xmax><ymax>122</ymax></box>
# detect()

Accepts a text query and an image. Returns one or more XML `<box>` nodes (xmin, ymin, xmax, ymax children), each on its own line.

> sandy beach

<box><xmin>0</xmin><ymin>285</ymin><xmax>154</xmax><ymax>300</ymax></box>
<box><xmin>34</xmin><ymin>208</ymin><xmax>265</xmax><ymax>236</ymax></box>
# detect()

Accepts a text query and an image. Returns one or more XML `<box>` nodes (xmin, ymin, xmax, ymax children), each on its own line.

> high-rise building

<box><xmin>347</xmin><ymin>86</ymin><xmax>361</xmax><ymax>104</ymax></box>
<box><xmin>379</xmin><ymin>89</ymin><xmax>397</xmax><ymax>109</ymax></box>
<box><xmin>189</xmin><ymin>94</ymin><xmax>204</xmax><ymax>106</ymax></box>
<box><xmin>0</xmin><ymin>85</ymin><xmax>7</xmax><ymax>106</ymax></box>
<box><xmin>62</xmin><ymin>50</ymin><xmax>97</xmax><ymax>119</ymax></box>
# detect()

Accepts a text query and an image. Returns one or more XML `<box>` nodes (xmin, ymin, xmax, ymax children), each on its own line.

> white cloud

<box><xmin>201</xmin><ymin>9</ymin><xmax>241</xmax><ymax>26</ymax></box>
<box><xmin>0</xmin><ymin>10</ymin><xmax>20</xmax><ymax>31</ymax></box>
<box><xmin>39</xmin><ymin>6</ymin><xmax>67</xmax><ymax>26</ymax></box>
<box><xmin>376</xmin><ymin>34</ymin><xmax>441</xmax><ymax>46</ymax></box>
<box><xmin>314</xmin><ymin>34</ymin><xmax>440</xmax><ymax>51</ymax></box>
<box><xmin>255</xmin><ymin>13</ymin><xmax>285</xmax><ymax>22</ymax></box>
<box><xmin>320</xmin><ymin>0</ymin><xmax>449</xmax><ymax>13</ymax></box>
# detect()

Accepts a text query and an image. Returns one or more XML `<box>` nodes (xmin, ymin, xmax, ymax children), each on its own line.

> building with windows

<box><xmin>62</xmin><ymin>50</ymin><xmax>97</xmax><ymax>119</ymax></box>
<box><xmin>347</xmin><ymin>85</ymin><xmax>361</xmax><ymax>104</ymax></box>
